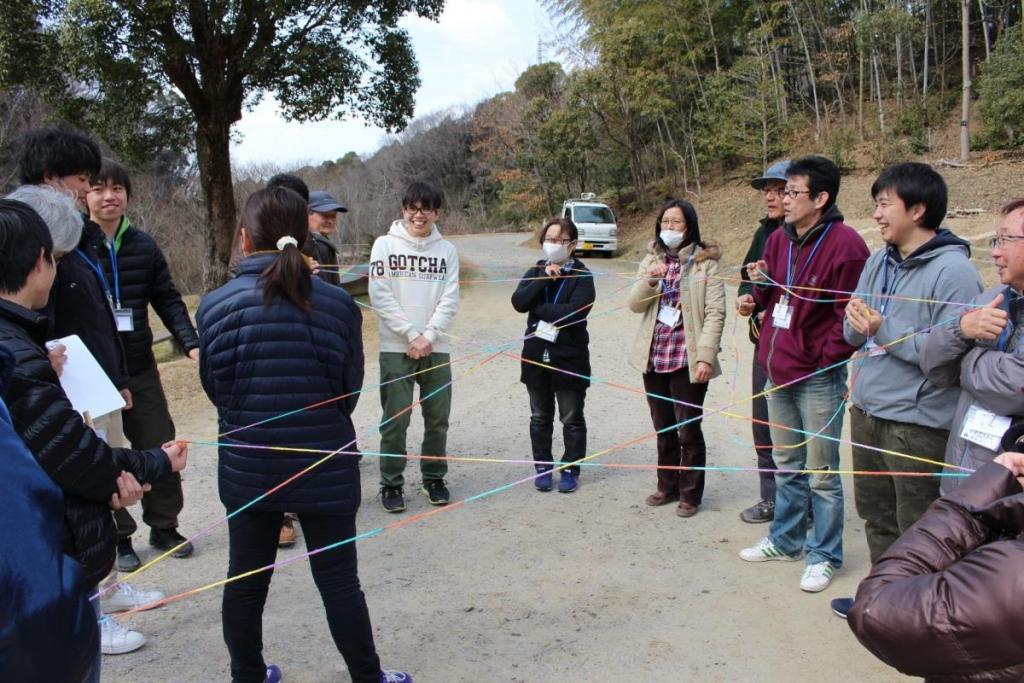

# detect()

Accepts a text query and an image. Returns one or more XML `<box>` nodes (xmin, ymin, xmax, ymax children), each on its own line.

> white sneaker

<box><xmin>100</xmin><ymin>617</ymin><xmax>146</xmax><ymax>655</ymax></box>
<box><xmin>101</xmin><ymin>582</ymin><xmax>165</xmax><ymax>614</ymax></box>
<box><xmin>800</xmin><ymin>562</ymin><xmax>836</xmax><ymax>592</ymax></box>
<box><xmin>739</xmin><ymin>537</ymin><xmax>802</xmax><ymax>562</ymax></box>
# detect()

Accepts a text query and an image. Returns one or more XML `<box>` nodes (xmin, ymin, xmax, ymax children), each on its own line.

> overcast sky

<box><xmin>231</xmin><ymin>0</ymin><xmax>562</xmax><ymax>168</ymax></box>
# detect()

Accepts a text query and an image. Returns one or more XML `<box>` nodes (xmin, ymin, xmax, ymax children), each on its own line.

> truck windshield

<box><xmin>573</xmin><ymin>205</ymin><xmax>614</xmax><ymax>224</ymax></box>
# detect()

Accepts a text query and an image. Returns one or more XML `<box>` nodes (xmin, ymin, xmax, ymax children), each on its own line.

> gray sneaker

<box><xmin>739</xmin><ymin>499</ymin><xmax>774</xmax><ymax>524</ymax></box>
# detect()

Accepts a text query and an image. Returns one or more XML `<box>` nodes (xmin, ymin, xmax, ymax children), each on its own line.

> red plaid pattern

<box><xmin>648</xmin><ymin>256</ymin><xmax>687</xmax><ymax>373</ymax></box>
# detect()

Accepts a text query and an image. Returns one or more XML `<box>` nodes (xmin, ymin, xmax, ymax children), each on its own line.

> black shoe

<box><xmin>739</xmin><ymin>499</ymin><xmax>775</xmax><ymax>524</ymax></box>
<box><xmin>116</xmin><ymin>537</ymin><xmax>142</xmax><ymax>572</ymax></box>
<box><xmin>149</xmin><ymin>528</ymin><xmax>194</xmax><ymax>558</ymax></box>
<box><xmin>380</xmin><ymin>486</ymin><xmax>406</xmax><ymax>513</ymax></box>
<box><xmin>421</xmin><ymin>480</ymin><xmax>450</xmax><ymax>506</ymax></box>
<box><xmin>831</xmin><ymin>597</ymin><xmax>854</xmax><ymax>619</ymax></box>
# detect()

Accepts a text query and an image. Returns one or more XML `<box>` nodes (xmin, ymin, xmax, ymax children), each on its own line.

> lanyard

<box><xmin>106</xmin><ymin>242</ymin><xmax>122</xmax><ymax>308</ymax></box>
<box><xmin>547</xmin><ymin>278</ymin><xmax>568</xmax><ymax>304</ymax></box>
<box><xmin>877</xmin><ymin>256</ymin><xmax>903</xmax><ymax>317</ymax></box>
<box><xmin>75</xmin><ymin>249</ymin><xmax>115</xmax><ymax>304</ymax></box>
<box><xmin>660</xmin><ymin>251</ymin><xmax>696</xmax><ymax>296</ymax></box>
<box><xmin>785</xmin><ymin>223</ymin><xmax>833</xmax><ymax>294</ymax></box>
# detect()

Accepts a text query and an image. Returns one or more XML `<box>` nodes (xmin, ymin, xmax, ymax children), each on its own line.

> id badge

<box><xmin>771</xmin><ymin>302</ymin><xmax>792</xmax><ymax>329</ymax></box>
<box><xmin>959</xmin><ymin>404</ymin><xmax>1012</xmax><ymax>451</ymax></box>
<box><xmin>657</xmin><ymin>305</ymin><xmax>681</xmax><ymax>327</ymax></box>
<box><xmin>865</xmin><ymin>337</ymin><xmax>887</xmax><ymax>357</ymax></box>
<box><xmin>535</xmin><ymin>320</ymin><xmax>559</xmax><ymax>343</ymax></box>
<box><xmin>114</xmin><ymin>308</ymin><xmax>135</xmax><ymax>332</ymax></box>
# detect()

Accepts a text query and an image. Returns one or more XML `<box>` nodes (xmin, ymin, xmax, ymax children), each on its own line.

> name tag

<box><xmin>535</xmin><ymin>320</ymin><xmax>559</xmax><ymax>343</ymax></box>
<box><xmin>114</xmin><ymin>308</ymin><xmax>135</xmax><ymax>332</ymax></box>
<box><xmin>771</xmin><ymin>301</ymin><xmax>793</xmax><ymax>329</ymax></box>
<box><xmin>865</xmin><ymin>337</ymin><xmax>887</xmax><ymax>357</ymax></box>
<box><xmin>657</xmin><ymin>305</ymin><xmax>681</xmax><ymax>328</ymax></box>
<box><xmin>959</xmin><ymin>404</ymin><xmax>1012</xmax><ymax>451</ymax></box>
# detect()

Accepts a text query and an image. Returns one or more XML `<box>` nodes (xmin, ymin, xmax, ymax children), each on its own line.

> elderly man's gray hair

<box><xmin>6</xmin><ymin>184</ymin><xmax>83</xmax><ymax>253</ymax></box>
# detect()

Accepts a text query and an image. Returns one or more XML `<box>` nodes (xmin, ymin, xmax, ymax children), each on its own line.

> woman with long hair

<box><xmin>627</xmin><ymin>199</ymin><xmax>726</xmax><ymax>518</ymax></box>
<box><xmin>197</xmin><ymin>187</ymin><xmax>411</xmax><ymax>683</ymax></box>
<box><xmin>511</xmin><ymin>217</ymin><xmax>596</xmax><ymax>493</ymax></box>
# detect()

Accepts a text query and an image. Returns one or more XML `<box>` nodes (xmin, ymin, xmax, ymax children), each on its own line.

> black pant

<box><xmin>642</xmin><ymin>369</ymin><xmax>708</xmax><ymax>506</ymax></box>
<box><xmin>752</xmin><ymin>359</ymin><xmax>776</xmax><ymax>502</ymax></box>
<box><xmin>223</xmin><ymin>510</ymin><xmax>381</xmax><ymax>683</ymax></box>
<box><xmin>115</xmin><ymin>366</ymin><xmax>183</xmax><ymax>536</ymax></box>
<box><xmin>526</xmin><ymin>380</ymin><xmax>587</xmax><ymax>476</ymax></box>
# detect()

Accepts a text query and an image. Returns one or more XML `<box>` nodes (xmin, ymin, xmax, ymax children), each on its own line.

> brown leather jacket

<box><xmin>848</xmin><ymin>462</ymin><xmax>1024</xmax><ymax>682</ymax></box>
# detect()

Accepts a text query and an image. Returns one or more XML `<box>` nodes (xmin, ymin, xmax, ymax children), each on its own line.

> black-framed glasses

<box><xmin>404</xmin><ymin>206</ymin><xmax>438</xmax><ymax>216</ymax></box>
<box><xmin>990</xmin><ymin>235</ymin><xmax>1024</xmax><ymax>249</ymax></box>
<box><xmin>782</xmin><ymin>189</ymin><xmax>812</xmax><ymax>199</ymax></box>
<box><xmin>544</xmin><ymin>238</ymin><xmax>574</xmax><ymax>245</ymax></box>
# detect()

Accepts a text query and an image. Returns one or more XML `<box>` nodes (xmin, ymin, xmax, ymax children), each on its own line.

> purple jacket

<box><xmin>753</xmin><ymin>206</ymin><xmax>869</xmax><ymax>386</ymax></box>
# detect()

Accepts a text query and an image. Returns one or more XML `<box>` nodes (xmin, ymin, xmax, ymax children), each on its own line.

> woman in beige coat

<box><xmin>627</xmin><ymin>199</ymin><xmax>726</xmax><ymax>517</ymax></box>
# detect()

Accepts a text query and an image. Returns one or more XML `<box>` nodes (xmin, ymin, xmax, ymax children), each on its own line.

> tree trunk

<box><xmin>195</xmin><ymin>118</ymin><xmax>237</xmax><ymax>290</ymax></box>
<box><xmin>978</xmin><ymin>0</ymin><xmax>991</xmax><ymax>61</ymax></box>
<box><xmin>960</xmin><ymin>0</ymin><xmax>971</xmax><ymax>162</ymax></box>
<box><xmin>788</xmin><ymin>0</ymin><xmax>820</xmax><ymax>141</ymax></box>
<box><xmin>923</xmin><ymin>0</ymin><xmax>931</xmax><ymax>101</ymax></box>
<box><xmin>858</xmin><ymin>36</ymin><xmax>865</xmax><ymax>140</ymax></box>
<box><xmin>702</xmin><ymin>0</ymin><xmax>721</xmax><ymax>74</ymax></box>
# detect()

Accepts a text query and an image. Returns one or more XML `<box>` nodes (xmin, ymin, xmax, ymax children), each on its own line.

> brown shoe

<box><xmin>645</xmin><ymin>490</ymin><xmax>680</xmax><ymax>507</ymax></box>
<box><xmin>278</xmin><ymin>517</ymin><xmax>296</xmax><ymax>547</ymax></box>
<box><xmin>676</xmin><ymin>502</ymin><xmax>699</xmax><ymax>518</ymax></box>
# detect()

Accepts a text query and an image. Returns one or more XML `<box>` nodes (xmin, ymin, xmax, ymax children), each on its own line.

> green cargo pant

<box><xmin>850</xmin><ymin>406</ymin><xmax>947</xmax><ymax>563</ymax></box>
<box><xmin>378</xmin><ymin>352</ymin><xmax>452</xmax><ymax>488</ymax></box>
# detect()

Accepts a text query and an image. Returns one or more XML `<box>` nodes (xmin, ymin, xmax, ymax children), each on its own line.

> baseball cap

<box><xmin>751</xmin><ymin>160</ymin><xmax>791</xmax><ymax>190</ymax></box>
<box><xmin>308</xmin><ymin>190</ymin><xmax>348</xmax><ymax>213</ymax></box>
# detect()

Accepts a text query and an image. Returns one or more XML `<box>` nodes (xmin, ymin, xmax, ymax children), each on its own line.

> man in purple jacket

<box><xmin>738</xmin><ymin>155</ymin><xmax>869</xmax><ymax>593</ymax></box>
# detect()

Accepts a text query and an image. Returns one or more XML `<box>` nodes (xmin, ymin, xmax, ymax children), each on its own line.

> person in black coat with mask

<box><xmin>511</xmin><ymin>217</ymin><xmax>596</xmax><ymax>494</ymax></box>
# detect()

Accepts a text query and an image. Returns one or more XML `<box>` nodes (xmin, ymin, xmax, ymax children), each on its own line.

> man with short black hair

<box><xmin>16</xmin><ymin>124</ymin><xmax>101</xmax><ymax>203</ymax></box>
<box><xmin>370</xmin><ymin>181</ymin><xmax>460</xmax><ymax>512</ymax></box>
<box><xmin>830</xmin><ymin>162</ymin><xmax>982</xmax><ymax>618</ymax></box>
<box><xmin>739</xmin><ymin>155</ymin><xmax>869</xmax><ymax>593</ymax></box>
<box><xmin>736</xmin><ymin>159</ymin><xmax>789</xmax><ymax>524</ymax></box>
<box><xmin>84</xmin><ymin>158</ymin><xmax>200</xmax><ymax>565</ymax></box>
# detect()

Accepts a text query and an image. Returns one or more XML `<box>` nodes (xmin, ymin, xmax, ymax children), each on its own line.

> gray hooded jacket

<box><xmin>844</xmin><ymin>231</ymin><xmax>982</xmax><ymax>430</ymax></box>
<box><xmin>921</xmin><ymin>284</ymin><xmax>1024</xmax><ymax>493</ymax></box>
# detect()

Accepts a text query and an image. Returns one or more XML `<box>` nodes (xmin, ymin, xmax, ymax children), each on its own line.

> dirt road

<box><xmin>108</xmin><ymin>232</ymin><xmax>906</xmax><ymax>682</ymax></box>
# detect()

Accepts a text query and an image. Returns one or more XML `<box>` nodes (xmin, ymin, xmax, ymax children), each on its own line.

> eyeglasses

<box><xmin>762</xmin><ymin>188</ymin><xmax>785</xmax><ymax>198</ymax></box>
<box><xmin>660</xmin><ymin>219</ymin><xmax>685</xmax><ymax>227</ymax></box>
<box><xmin>404</xmin><ymin>206</ymin><xmax>437</xmax><ymax>216</ymax></box>
<box><xmin>782</xmin><ymin>189</ymin><xmax>813</xmax><ymax>199</ymax></box>
<box><xmin>544</xmin><ymin>238</ymin><xmax>574</xmax><ymax>245</ymax></box>
<box><xmin>990</xmin><ymin>235</ymin><xmax>1024</xmax><ymax>249</ymax></box>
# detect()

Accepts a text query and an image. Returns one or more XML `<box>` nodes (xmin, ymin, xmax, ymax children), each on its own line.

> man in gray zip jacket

<box><xmin>842</xmin><ymin>164</ymin><xmax>982</xmax><ymax>572</ymax></box>
<box><xmin>921</xmin><ymin>198</ymin><xmax>1024</xmax><ymax>496</ymax></box>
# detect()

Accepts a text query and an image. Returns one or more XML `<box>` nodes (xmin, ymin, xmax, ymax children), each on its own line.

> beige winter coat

<box><xmin>627</xmin><ymin>241</ymin><xmax>727</xmax><ymax>381</ymax></box>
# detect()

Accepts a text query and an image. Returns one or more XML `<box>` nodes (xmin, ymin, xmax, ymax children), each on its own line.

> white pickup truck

<box><xmin>562</xmin><ymin>194</ymin><xmax>617</xmax><ymax>257</ymax></box>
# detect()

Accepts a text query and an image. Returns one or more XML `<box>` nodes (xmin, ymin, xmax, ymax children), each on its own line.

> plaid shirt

<box><xmin>648</xmin><ymin>254</ymin><xmax>688</xmax><ymax>373</ymax></box>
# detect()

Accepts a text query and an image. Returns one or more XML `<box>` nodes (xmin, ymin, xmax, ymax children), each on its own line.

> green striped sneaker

<box><xmin>800</xmin><ymin>562</ymin><xmax>836</xmax><ymax>592</ymax></box>
<box><xmin>739</xmin><ymin>537</ymin><xmax>801</xmax><ymax>562</ymax></box>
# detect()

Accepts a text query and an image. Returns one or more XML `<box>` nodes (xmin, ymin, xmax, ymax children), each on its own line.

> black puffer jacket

<box><xmin>46</xmin><ymin>220</ymin><xmax>130</xmax><ymax>390</ymax></box>
<box><xmin>0</xmin><ymin>299</ymin><xmax>171</xmax><ymax>587</ymax></box>
<box><xmin>197</xmin><ymin>254</ymin><xmax>364</xmax><ymax>515</ymax></box>
<box><xmin>82</xmin><ymin>217</ymin><xmax>199</xmax><ymax>376</ymax></box>
<box><xmin>511</xmin><ymin>259</ymin><xmax>595</xmax><ymax>393</ymax></box>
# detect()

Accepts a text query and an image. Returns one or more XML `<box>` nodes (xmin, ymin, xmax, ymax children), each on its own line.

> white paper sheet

<box><xmin>47</xmin><ymin>334</ymin><xmax>126</xmax><ymax>419</ymax></box>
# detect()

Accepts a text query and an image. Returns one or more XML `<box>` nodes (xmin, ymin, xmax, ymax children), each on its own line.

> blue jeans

<box><xmin>765</xmin><ymin>368</ymin><xmax>847</xmax><ymax>567</ymax></box>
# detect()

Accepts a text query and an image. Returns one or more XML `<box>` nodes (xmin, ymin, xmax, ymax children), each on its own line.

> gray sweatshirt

<box><xmin>921</xmin><ymin>284</ymin><xmax>1024</xmax><ymax>493</ymax></box>
<box><xmin>844</xmin><ymin>230</ymin><xmax>982</xmax><ymax>430</ymax></box>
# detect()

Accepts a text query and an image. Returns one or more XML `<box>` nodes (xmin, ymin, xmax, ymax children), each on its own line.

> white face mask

<box><xmin>543</xmin><ymin>242</ymin><xmax>570</xmax><ymax>263</ymax></box>
<box><xmin>660</xmin><ymin>229</ymin><xmax>686</xmax><ymax>250</ymax></box>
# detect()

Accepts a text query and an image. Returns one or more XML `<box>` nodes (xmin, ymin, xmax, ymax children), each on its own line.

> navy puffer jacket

<box><xmin>197</xmin><ymin>254</ymin><xmax>365</xmax><ymax>515</ymax></box>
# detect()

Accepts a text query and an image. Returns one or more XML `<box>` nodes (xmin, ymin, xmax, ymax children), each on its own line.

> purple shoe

<box><xmin>264</xmin><ymin>664</ymin><xmax>283</xmax><ymax>683</ymax></box>
<box><xmin>382</xmin><ymin>671</ymin><xmax>413</xmax><ymax>683</ymax></box>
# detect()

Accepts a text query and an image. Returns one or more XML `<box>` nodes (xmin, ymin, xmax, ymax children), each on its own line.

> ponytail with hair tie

<box><xmin>276</xmin><ymin>236</ymin><xmax>298</xmax><ymax>250</ymax></box>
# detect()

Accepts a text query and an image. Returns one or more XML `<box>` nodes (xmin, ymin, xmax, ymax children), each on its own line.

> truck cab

<box><xmin>562</xmin><ymin>194</ymin><xmax>617</xmax><ymax>257</ymax></box>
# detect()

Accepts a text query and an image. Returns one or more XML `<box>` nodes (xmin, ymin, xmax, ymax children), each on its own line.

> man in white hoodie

<box><xmin>370</xmin><ymin>181</ymin><xmax>460</xmax><ymax>512</ymax></box>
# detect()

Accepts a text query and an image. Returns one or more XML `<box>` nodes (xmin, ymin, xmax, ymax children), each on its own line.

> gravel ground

<box><xmin>108</xmin><ymin>232</ymin><xmax>909</xmax><ymax>682</ymax></box>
